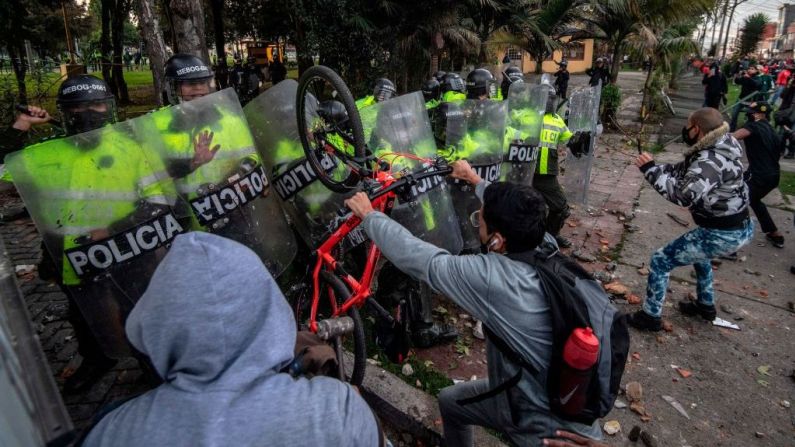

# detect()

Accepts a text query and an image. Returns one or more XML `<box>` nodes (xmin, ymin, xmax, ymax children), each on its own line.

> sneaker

<box><xmin>63</xmin><ymin>357</ymin><xmax>117</xmax><ymax>394</ymax></box>
<box><xmin>765</xmin><ymin>233</ymin><xmax>784</xmax><ymax>248</ymax></box>
<box><xmin>411</xmin><ymin>323</ymin><xmax>459</xmax><ymax>348</ymax></box>
<box><xmin>678</xmin><ymin>300</ymin><xmax>717</xmax><ymax>321</ymax></box>
<box><xmin>472</xmin><ymin>320</ymin><xmax>485</xmax><ymax>340</ymax></box>
<box><xmin>554</xmin><ymin>235</ymin><xmax>572</xmax><ymax>249</ymax></box>
<box><xmin>626</xmin><ymin>310</ymin><xmax>662</xmax><ymax>332</ymax></box>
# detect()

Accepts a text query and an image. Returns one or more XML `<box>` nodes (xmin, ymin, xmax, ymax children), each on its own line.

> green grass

<box><xmin>779</xmin><ymin>171</ymin><xmax>795</xmax><ymax>197</ymax></box>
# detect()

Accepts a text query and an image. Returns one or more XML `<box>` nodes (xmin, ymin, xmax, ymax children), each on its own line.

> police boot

<box><xmin>63</xmin><ymin>356</ymin><xmax>117</xmax><ymax>394</ymax></box>
<box><xmin>407</xmin><ymin>282</ymin><xmax>458</xmax><ymax>348</ymax></box>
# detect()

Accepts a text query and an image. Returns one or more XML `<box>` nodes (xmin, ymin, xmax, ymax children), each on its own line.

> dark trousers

<box><xmin>747</xmin><ymin>173</ymin><xmax>780</xmax><ymax>234</ymax></box>
<box><xmin>532</xmin><ymin>174</ymin><xmax>570</xmax><ymax>236</ymax></box>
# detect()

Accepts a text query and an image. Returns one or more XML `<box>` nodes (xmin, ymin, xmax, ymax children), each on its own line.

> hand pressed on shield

<box><xmin>13</xmin><ymin>106</ymin><xmax>52</xmax><ymax>131</ymax></box>
<box><xmin>345</xmin><ymin>192</ymin><xmax>375</xmax><ymax>220</ymax></box>
<box><xmin>191</xmin><ymin>130</ymin><xmax>221</xmax><ymax>170</ymax></box>
<box><xmin>635</xmin><ymin>152</ymin><xmax>654</xmax><ymax>169</ymax></box>
<box><xmin>449</xmin><ymin>160</ymin><xmax>482</xmax><ymax>185</ymax></box>
<box><xmin>543</xmin><ymin>430</ymin><xmax>608</xmax><ymax>447</ymax></box>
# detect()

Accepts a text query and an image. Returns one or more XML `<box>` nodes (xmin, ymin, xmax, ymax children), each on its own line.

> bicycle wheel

<box><xmin>296</xmin><ymin>65</ymin><xmax>366</xmax><ymax>193</ymax></box>
<box><xmin>319</xmin><ymin>270</ymin><xmax>366</xmax><ymax>386</ymax></box>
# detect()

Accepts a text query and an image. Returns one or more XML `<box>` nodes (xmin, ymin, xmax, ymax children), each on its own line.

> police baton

<box><xmin>16</xmin><ymin>104</ymin><xmax>62</xmax><ymax>128</ymax></box>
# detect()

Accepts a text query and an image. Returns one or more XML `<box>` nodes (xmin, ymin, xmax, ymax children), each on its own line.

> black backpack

<box><xmin>458</xmin><ymin>241</ymin><xmax>630</xmax><ymax>425</ymax></box>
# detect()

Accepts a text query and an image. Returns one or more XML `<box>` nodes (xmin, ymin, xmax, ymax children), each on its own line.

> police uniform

<box><xmin>532</xmin><ymin>113</ymin><xmax>573</xmax><ymax>236</ymax></box>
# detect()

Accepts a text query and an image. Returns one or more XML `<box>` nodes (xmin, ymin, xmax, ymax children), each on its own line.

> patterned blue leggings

<box><xmin>643</xmin><ymin>220</ymin><xmax>754</xmax><ymax>318</ymax></box>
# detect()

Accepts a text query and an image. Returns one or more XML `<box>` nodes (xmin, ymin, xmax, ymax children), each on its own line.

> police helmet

<box><xmin>433</xmin><ymin>71</ymin><xmax>447</xmax><ymax>83</ymax></box>
<box><xmin>56</xmin><ymin>74</ymin><xmax>117</xmax><ymax>136</ymax></box>
<box><xmin>559</xmin><ymin>60</ymin><xmax>568</xmax><ymax>67</ymax></box>
<box><xmin>441</xmin><ymin>73</ymin><xmax>465</xmax><ymax>94</ymax></box>
<box><xmin>465</xmin><ymin>68</ymin><xmax>496</xmax><ymax>100</ymax></box>
<box><xmin>373</xmin><ymin>78</ymin><xmax>397</xmax><ymax>102</ymax></box>
<box><xmin>317</xmin><ymin>100</ymin><xmax>349</xmax><ymax>128</ymax></box>
<box><xmin>543</xmin><ymin>84</ymin><xmax>558</xmax><ymax>115</ymax></box>
<box><xmin>422</xmin><ymin>78</ymin><xmax>441</xmax><ymax>102</ymax></box>
<box><xmin>504</xmin><ymin>66</ymin><xmax>522</xmax><ymax>76</ymax></box>
<box><xmin>164</xmin><ymin>53</ymin><xmax>214</xmax><ymax>105</ymax></box>
<box><xmin>501</xmin><ymin>72</ymin><xmax>524</xmax><ymax>99</ymax></box>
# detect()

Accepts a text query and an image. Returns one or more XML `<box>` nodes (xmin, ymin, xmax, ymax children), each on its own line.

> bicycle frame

<box><xmin>307</xmin><ymin>170</ymin><xmax>397</xmax><ymax>333</ymax></box>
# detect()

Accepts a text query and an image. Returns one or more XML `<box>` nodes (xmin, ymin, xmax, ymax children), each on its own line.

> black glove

<box><xmin>566</xmin><ymin>131</ymin><xmax>592</xmax><ymax>158</ymax></box>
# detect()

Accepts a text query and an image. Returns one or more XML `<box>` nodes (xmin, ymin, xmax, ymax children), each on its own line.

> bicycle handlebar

<box><xmin>367</xmin><ymin>158</ymin><xmax>452</xmax><ymax>202</ymax></box>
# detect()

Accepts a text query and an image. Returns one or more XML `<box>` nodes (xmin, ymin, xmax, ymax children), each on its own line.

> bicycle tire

<box><xmin>319</xmin><ymin>270</ymin><xmax>366</xmax><ymax>386</ymax></box>
<box><xmin>296</xmin><ymin>65</ymin><xmax>366</xmax><ymax>193</ymax></box>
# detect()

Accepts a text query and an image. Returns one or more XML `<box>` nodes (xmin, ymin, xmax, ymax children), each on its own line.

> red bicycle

<box><xmin>293</xmin><ymin>66</ymin><xmax>451</xmax><ymax>386</ymax></box>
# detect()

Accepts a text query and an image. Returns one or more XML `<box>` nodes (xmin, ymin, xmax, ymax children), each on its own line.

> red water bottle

<box><xmin>557</xmin><ymin>327</ymin><xmax>600</xmax><ymax>416</ymax></box>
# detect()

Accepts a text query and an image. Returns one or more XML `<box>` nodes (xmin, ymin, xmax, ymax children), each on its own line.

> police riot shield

<box><xmin>6</xmin><ymin>118</ymin><xmax>189</xmax><ymax>358</ymax></box>
<box><xmin>501</xmin><ymin>82</ymin><xmax>547</xmax><ymax>186</ymax></box>
<box><xmin>1</xmin><ymin>238</ymin><xmax>73</xmax><ymax>446</ymax></box>
<box><xmin>444</xmin><ymin>99</ymin><xmax>507</xmax><ymax>251</ymax></box>
<box><xmin>560</xmin><ymin>83</ymin><xmax>601</xmax><ymax>205</ymax></box>
<box><xmin>367</xmin><ymin>92</ymin><xmax>463</xmax><ymax>254</ymax></box>
<box><xmin>145</xmin><ymin>88</ymin><xmax>297</xmax><ymax>276</ymax></box>
<box><xmin>244</xmin><ymin>80</ymin><xmax>354</xmax><ymax>249</ymax></box>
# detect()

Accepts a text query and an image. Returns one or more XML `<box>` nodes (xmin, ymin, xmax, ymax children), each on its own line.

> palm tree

<box><xmin>581</xmin><ymin>0</ymin><xmax>716</xmax><ymax>84</ymax></box>
<box><xmin>491</xmin><ymin>0</ymin><xmax>587</xmax><ymax>74</ymax></box>
<box><xmin>737</xmin><ymin>13</ymin><xmax>770</xmax><ymax>57</ymax></box>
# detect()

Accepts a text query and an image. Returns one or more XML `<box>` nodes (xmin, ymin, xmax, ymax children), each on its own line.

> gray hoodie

<box><xmin>84</xmin><ymin>232</ymin><xmax>380</xmax><ymax>447</ymax></box>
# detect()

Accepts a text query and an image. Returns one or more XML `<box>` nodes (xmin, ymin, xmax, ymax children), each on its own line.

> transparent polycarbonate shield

<box><xmin>501</xmin><ymin>82</ymin><xmax>547</xmax><ymax>186</ymax></box>
<box><xmin>560</xmin><ymin>83</ymin><xmax>601</xmax><ymax>205</ymax></box>
<box><xmin>145</xmin><ymin>87</ymin><xmax>296</xmax><ymax>275</ymax></box>
<box><xmin>244</xmin><ymin>80</ymin><xmax>353</xmax><ymax>249</ymax></box>
<box><xmin>366</xmin><ymin>92</ymin><xmax>463</xmax><ymax>254</ymax></box>
<box><xmin>445</xmin><ymin>99</ymin><xmax>507</xmax><ymax>251</ymax></box>
<box><xmin>6</xmin><ymin>118</ymin><xmax>188</xmax><ymax>358</ymax></box>
<box><xmin>0</xmin><ymin>239</ymin><xmax>72</xmax><ymax>446</ymax></box>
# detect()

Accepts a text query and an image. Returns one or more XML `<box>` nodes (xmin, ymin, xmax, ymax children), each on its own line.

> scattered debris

<box><xmin>781</xmin><ymin>400</ymin><xmax>791</xmax><ymax>409</ymax></box>
<box><xmin>632</xmin><ymin>352</ymin><xmax>641</xmax><ymax>361</ymax></box>
<box><xmin>401</xmin><ymin>363</ymin><xmax>414</xmax><ymax>376</ymax></box>
<box><xmin>630</xmin><ymin>401</ymin><xmax>652</xmax><ymax>422</ymax></box>
<box><xmin>604</xmin><ymin>281</ymin><xmax>629</xmax><ymax>296</ymax></box>
<box><xmin>592</xmin><ymin>271</ymin><xmax>614</xmax><ymax>283</ymax></box>
<box><xmin>627</xmin><ymin>294</ymin><xmax>642</xmax><ymax>305</ymax></box>
<box><xmin>662</xmin><ymin>395</ymin><xmax>690</xmax><ymax>419</ymax></box>
<box><xmin>599</xmin><ymin>239</ymin><xmax>610</xmax><ymax>245</ymax></box>
<box><xmin>366</xmin><ymin>358</ymin><xmax>381</xmax><ymax>366</ymax></box>
<box><xmin>605</xmin><ymin>261</ymin><xmax>617</xmax><ymax>271</ymax></box>
<box><xmin>662</xmin><ymin>321</ymin><xmax>674</xmax><ymax>332</ymax></box>
<box><xmin>573</xmin><ymin>250</ymin><xmax>597</xmax><ymax>263</ymax></box>
<box><xmin>757</xmin><ymin>365</ymin><xmax>771</xmax><ymax>377</ymax></box>
<box><xmin>719</xmin><ymin>304</ymin><xmax>733</xmax><ymax>314</ymax></box>
<box><xmin>433</xmin><ymin>306</ymin><xmax>448</xmax><ymax>315</ymax></box>
<box><xmin>626</xmin><ymin>381</ymin><xmax>643</xmax><ymax>402</ymax></box>
<box><xmin>759</xmin><ymin>290</ymin><xmax>769</xmax><ymax>298</ymax></box>
<box><xmin>666</xmin><ymin>212</ymin><xmax>689</xmax><ymax>227</ymax></box>
<box><xmin>637</xmin><ymin>266</ymin><xmax>649</xmax><ymax>276</ymax></box>
<box><xmin>415</xmin><ymin>379</ymin><xmax>422</xmax><ymax>388</ymax></box>
<box><xmin>614</xmin><ymin>399</ymin><xmax>628</xmax><ymax>409</ymax></box>
<box><xmin>712</xmin><ymin>318</ymin><xmax>740</xmax><ymax>330</ymax></box>
<box><xmin>757</xmin><ymin>379</ymin><xmax>769</xmax><ymax>388</ymax></box>
<box><xmin>603</xmin><ymin>420</ymin><xmax>621</xmax><ymax>435</ymax></box>
<box><xmin>676</xmin><ymin>368</ymin><xmax>692</xmax><ymax>378</ymax></box>
<box><xmin>754</xmin><ymin>432</ymin><xmax>765</xmax><ymax>439</ymax></box>
<box><xmin>629</xmin><ymin>426</ymin><xmax>641</xmax><ymax>442</ymax></box>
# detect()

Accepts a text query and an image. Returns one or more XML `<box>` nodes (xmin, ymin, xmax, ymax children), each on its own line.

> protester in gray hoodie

<box><xmin>345</xmin><ymin>161</ymin><xmax>602</xmax><ymax>446</ymax></box>
<box><xmin>83</xmin><ymin>232</ymin><xmax>381</xmax><ymax>447</ymax></box>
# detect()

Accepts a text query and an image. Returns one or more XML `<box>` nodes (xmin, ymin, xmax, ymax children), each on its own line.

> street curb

<box><xmin>345</xmin><ymin>354</ymin><xmax>506</xmax><ymax>446</ymax></box>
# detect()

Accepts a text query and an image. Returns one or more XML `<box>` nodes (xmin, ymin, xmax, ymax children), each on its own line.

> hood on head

<box><xmin>126</xmin><ymin>232</ymin><xmax>296</xmax><ymax>391</ymax></box>
<box><xmin>684</xmin><ymin>122</ymin><xmax>742</xmax><ymax>161</ymax></box>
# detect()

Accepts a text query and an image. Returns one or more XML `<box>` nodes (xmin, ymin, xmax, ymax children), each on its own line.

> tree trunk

<box><xmin>709</xmin><ymin>9</ymin><xmax>719</xmax><ymax>53</ymax></box>
<box><xmin>209</xmin><ymin>0</ymin><xmax>228</xmax><ymax>89</ymax></box>
<box><xmin>134</xmin><ymin>0</ymin><xmax>168</xmax><ymax>107</ymax></box>
<box><xmin>610</xmin><ymin>41</ymin><xmax>623</xmax><ymax>84</ymax></box>
<box><xmin>100</xmin><ymin>0</ymin><xmax>116</xmax><ymax>97</ymax></box>
<box><xmin>721</xmin><ymin>0</ymin><xmax>744</xmax><ymax>59</ymax></box>
<box><xmin>111</xmin><ymin>0</ymin><xmax>131</xmax><ymax>104</ymax></box>
<box><xmin>716</xmin><ymin>0</ymin><xmax>729</xmax><ymax>58</ymax></box>
<box><xmin>168</xmin><ymin>0</ymin><xmax>210</xmax><ymax>62</ymax></box>
<box><xmin>640</xmin><ymin>60</ymin><xmax>655</xmax><ymax>120</ymax></box>
<box><xmin>8</xmin><ymin>45</ymin><xmax>27</xmax><ymax>104</ymax></box>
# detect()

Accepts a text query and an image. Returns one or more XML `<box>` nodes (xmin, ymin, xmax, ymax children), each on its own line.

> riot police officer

<box><xmin>433</xmin><ymin>70</ymin><xmax>447</xmax><ymax>83</ymax></box>
<box><xmin>554</xmin><ymin>60</ymin><xmax>570</xmax><ymax>99</ymax></box>
<box><xmin>422</xmin><ymin>78</ymin><xmax>442</xmax><ymax>109</ymax></box>
<box><xmin>356</xmin><ymin>78</ymin><xmax>397</xmax><ymax>109</ymax></box>
<box><xmin>501</xmin><ymin>66</ymin><xmax>524</xmax><ymax>100</ymax></box>
<box><xmin>532</xmin><ymin>86</ymin><xmax>575</xmax><ymax>248</ymax></box>
<box><xmin>465</xmin><ymin>68</ymin><xmax>497</xmax><ymax>100</ymax></box>
<box><xmin>239</xmin><ymin>55</ymin><xmax>264</xmax><ymax>105</ymax></box>
<box><xmin>9</xmin><ymin>75</ymin><xmax>177</xmax><ymax>392</ymax></box>
<box><xmin>440</xmin><ymin>73</ymin><xmax>466</xmax><ymax>103</ymax></box>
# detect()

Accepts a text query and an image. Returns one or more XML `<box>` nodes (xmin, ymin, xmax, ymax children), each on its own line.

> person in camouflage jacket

<box><xmin>627</xmin><ymin>108</ymin><xmax>754</xmax><ymax>331</ymax></box>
